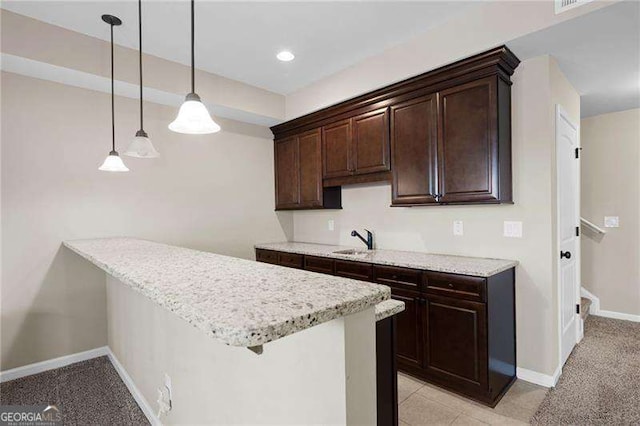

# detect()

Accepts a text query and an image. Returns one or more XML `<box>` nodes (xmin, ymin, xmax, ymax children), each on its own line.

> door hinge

<box><xmin>575</xmin><ymin>147</ymin><xmax>582</xmax><ymax>159</ymax></box>
<box><xmin>576</xmin><ymin>226</ymin><xmax>580</xmax><ymax>237</ymax></box>
<box><xmin>576</xmin><ymin>304</ymin><xmax>580</xmax><ymax>314</ymax></box>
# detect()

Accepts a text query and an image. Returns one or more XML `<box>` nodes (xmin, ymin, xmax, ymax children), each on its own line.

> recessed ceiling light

<box><xmin>276</xmin><ymin>51</ymin><xmax>295</xmax><ymax>62</ymax></box>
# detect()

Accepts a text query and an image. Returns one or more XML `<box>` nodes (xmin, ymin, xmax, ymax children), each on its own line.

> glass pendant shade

<box><xmin>100</xmin><ymin>14</ymin><xmax>128</xmax><ymax>173</ymax></box>
<box><xmin>124</xmin><ymin>130</ymin><xmax>160</xmax><ymax>158</ymax></box>
<box><xmin>99</xmin><ymin>150</ymin><xmax>129</xmax><ymax>172</ymax></box>
<box><xmin>169</xmin><ymin>93</ymin><xmax>221</xmax><ymax>134</ymax></box>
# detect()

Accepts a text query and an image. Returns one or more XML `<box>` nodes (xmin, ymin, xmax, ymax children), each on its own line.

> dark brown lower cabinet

<box><xmin>255</xmin><ymin>248</ymin><xmax>516</xmax><ymax>409</ymax></box>
<box><xmin>390</xmin><ymin>289</ymin><xmax>423</xmax><ymax>370</ymax></box>
<box><xmin>394</xmin><ymin>270</ymin><xmax>516</xmax><ymax>407</ymax></box>
<box><xmin>423</xmin><ymin>295</ymin><xmax>488</xmax><ymax>399</ymax></box>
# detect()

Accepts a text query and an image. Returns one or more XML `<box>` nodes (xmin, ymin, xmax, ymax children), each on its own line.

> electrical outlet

<box><xmin>453</xmin><ymin>220</ymin><xmax>464</xmax><ymax>236</ymax></box>
<box><xmin>604</xmin><ymin>216</ymin><xmax>619</xmax><ymax>228</ymax></box>
<box><xmin>504</xmin><ymin>221</ymin><xmax>523</xmax><ymax>238</ymax></box>
<box><xmin>328</xmin><ymin>219</ymin><xmax>335</xmax><ymax>231</ymax></box>
<box><xmin>157</xmin><ymin>387</ymin><xmax>171</xmax><ymax>418</ymax></box>
<box><xmin>164</xmin><ymin>373</ymin><xmax>172</xmax><ymax>400</ymax></box>
<box><xmin>156</xmin><ymin>373</ymin><xmax>172</xmax><ymax>418</ymax></box>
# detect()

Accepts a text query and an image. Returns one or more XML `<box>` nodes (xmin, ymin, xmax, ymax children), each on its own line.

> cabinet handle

<box><xmin>448</xmin><ymin>283</ymin><xmax>454</xmax><ymax>288</ymax></box>
<box><xmin>392</xmin><ymin>275</ymin><xmax>398</xmax><ymax>280</ymax></box>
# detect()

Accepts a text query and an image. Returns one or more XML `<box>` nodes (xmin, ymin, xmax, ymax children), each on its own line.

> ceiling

<box><xmin>507</xmin><ymin>0</ymin><xmax>640</xmax><ymax>118</ymax></box>
<box><xmin>1</xmin><ymin>1</ymin><xmax>477</xmax><ymax>95</ymax></box>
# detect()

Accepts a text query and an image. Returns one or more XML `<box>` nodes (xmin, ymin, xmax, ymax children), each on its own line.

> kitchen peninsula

<box><xmin>63</xmin><ymin>238</ymin><xmax>393</xmax><ymax>425</ymax></box>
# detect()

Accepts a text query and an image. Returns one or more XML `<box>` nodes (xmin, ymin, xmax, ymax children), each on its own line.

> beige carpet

<box><xmin>532</xmin><ymin>316</ymin><xmax>640</xmax><ymax>425</ymax></box>
<box><xmin>0</xmin><ymin>356</ymin><xmax>148</xmax><ymax>425</ymax></box>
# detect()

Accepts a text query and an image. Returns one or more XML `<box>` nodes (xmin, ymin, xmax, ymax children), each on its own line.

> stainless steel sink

<box><xmin>332</xmin><ymin>249</ymin><xmax>371</xmax><ymax>256</ymax></box>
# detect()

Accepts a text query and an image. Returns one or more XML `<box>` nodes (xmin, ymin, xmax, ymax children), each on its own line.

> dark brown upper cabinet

<box><xmin>298</xmin><ymin>129</ymin><xmax>323</xmax><ymax>207</ymax></box>
<box><xmin>322</xmin><ymin>119</ymin><xmax>352</xmax><ymax>179</ymax></box>
<box><xmin>271</xmin><ymin>46</ymin><xmax>519</xmax><ymax>208</ymax></box>
<box><xmin>275</xmin><ymin>128</ymin><xmax>341</xmax><ymax>210</ymax></box>
<box><xmin>390</xmin><ymin>75</ymin><xmax>512</xmax><ymax>206</ymax></box>
<box><xmin>320</xmin><ymin>108</ymin><xmax>391</xmax><ymax>186</ymax></box>
<box><xmin>274</xmin><ymin>136</ymin><xmax>299</xmax><ymax>209</ymax></box>
<box><xmin>390</xmin><ymin>94</ymin><xmax>439</xmax><ymax>205</ymax></box>
<box><xmin>437</xmin><ymin>77</ymin><xmax>505</xmax><ymax>204</ymax></box>
<box><xmin>352</xmin><ymin>108</ymin><xmax>390</xmax><ymax>175</ymax></box>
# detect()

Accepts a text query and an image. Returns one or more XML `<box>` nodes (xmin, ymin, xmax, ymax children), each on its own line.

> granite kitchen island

<box><xmin>64</xmin><ymin>238</ymin><xmax>392</xmax><ymax>425</ymax></box>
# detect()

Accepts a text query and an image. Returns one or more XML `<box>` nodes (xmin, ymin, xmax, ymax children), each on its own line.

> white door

<box><xmin>556</xmin><ymin>105</ymin><xmax>580</xmax><ymax>366</ymax></box>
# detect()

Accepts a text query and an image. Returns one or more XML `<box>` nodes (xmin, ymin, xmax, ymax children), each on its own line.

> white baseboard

<box><xmin>516</xmin><ymin>365</ymin><xmax>561</xmax><ymax>388</ymax></box>
<box><xmin>0</xmin><ymin>346</ymin><xmax>159</xmax><ymax>426</ymax></box>
<box><xmin>107</xmin><ymin>349</ymin><xmax>161</xmax><ymax>426</ymax></box>
<box><xmin>595</xmin><ymin>309</ymin><xmax>640</xmax><ymax>323</ymax></box>
<box><xmin>580</xmin><ymin>287</ymin><xmax>600</xmax><ymax>314</ymax></box>
<box><xmin>580</xmin><ymin>287</ymin><xmax>639</xmax><ymax>322</ymax></box>
<box><xmin>0</xmin><ymin>346</ymin><xmax>109</xmax><ymax>383</ymax></box>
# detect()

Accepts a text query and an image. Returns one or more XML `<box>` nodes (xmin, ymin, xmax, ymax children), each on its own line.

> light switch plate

<box><xmin>327</xmin><ymin>219</ymin><xmax>335</xmax><ymax>231</ymax></box>
<box><xmin>453</xmin><ymin>220</ymin><xmax>464</xmax><ymax>236</ymax></box>
<box><xmin>504</xmin><ymin>221</ymin><xmax>523</xmax><ymax>238</ymax></box>
<box><xmin>604</xmin><ymin>216</ymin><xmax>619</xmax><ymax>228</ymax></box>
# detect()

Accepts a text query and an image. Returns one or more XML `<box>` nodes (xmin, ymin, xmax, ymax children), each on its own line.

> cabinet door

<box><xmin>298</xmin><ymin>129</ymin><xmax>323</xmax><ymax>208</ymax></box>
<box><xmin>274</xmin><ymin>137</ymin><xmax>299</xmax><ymax>209</ymax></box>
<box><xmin>392</xmin><ymin>288</ymin><xmax>423</xmax><ymax>370</ymax></box>
<box><xmin>423</xmin><ymin>294</ymin><xmax>488</xmax><ymax>395</ymax></box>
<box><xmin>390</xmin><ymin>95</ymin><xmax>438</xmax><ymax>205</ymax></box>
<box><xmin>352</xmin><ymin>108</ymin><xmax>390</xmax><ymax>175</ymax></box>
<box><xmin>323</xmin><ymin>119</ymin><xmax>352</xmax><ymax>178</ymax></box>
<box><xmin>438</xmin><ymin>77</ymin><xmax>498</xmax><ymax>203</ymax></box>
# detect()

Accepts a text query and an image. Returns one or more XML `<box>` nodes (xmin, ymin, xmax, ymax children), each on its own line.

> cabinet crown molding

<box><xmin>272</xmin><ymin>46</ymin><xmax>520</xmax><ymax>139</ymax></box>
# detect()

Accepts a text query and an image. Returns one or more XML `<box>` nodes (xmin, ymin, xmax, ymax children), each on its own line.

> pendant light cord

<box><xmin>110</xmin><ymin>22</ymin><xmax>115</xmax><ymax>152</ymax></box>
<box><xmin>191</xmin><ymin>0</ymin><xmax>195</xmax><ymax>94</ymax></box>
<box><xmin>138</xmin><ymin>0</ymin><xmax>144</xmax><ymax>130</ymax></box>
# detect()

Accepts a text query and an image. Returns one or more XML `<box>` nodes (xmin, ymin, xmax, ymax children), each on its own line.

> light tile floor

<box><xmin>398</xmin><ymin>373</ymin><xmax>548</xmax><ymax>425</ymax></box>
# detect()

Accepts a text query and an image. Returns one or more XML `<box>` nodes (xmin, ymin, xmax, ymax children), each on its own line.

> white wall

<box><xmin>581</xmin><ymin>108</ymin><xmax>640</xmax><ymax>316</ymax></box>
<box><xmin>0</xmin><ymin>72</ymin><xmax>292</xmax><ymax>370</ymax></box>
<box><xmin>291</xmin><ymin>56</ymin><xmax>580</xmax><ymax>377</ymax></box>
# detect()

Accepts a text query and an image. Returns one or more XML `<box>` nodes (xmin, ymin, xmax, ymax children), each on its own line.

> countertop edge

<box><xmin>375</xmin><ymin>299</ymin><xmax>406</xmax><ymax>321</ymax></box>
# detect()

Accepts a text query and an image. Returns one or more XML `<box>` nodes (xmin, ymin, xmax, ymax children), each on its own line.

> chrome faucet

<box><xmin>351</xmin><ymin>229</ymin><xmax>374</xmax><ymax>250</ymax></box>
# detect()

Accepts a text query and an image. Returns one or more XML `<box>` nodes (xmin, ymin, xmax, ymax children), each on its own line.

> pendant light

<box><xmin>125</xmin><ymin>0</ymin><xmax>159</xmax><ymax>158</ymax></box>
<box><xmin>168</xmin><ymin>0</ymin><xmax>221</xmax><ymax>134</ymax></box>
<box><xmin>99</xmin><ymin>14</ymin><xmax>129</xmax><ymax>172</ymax></box>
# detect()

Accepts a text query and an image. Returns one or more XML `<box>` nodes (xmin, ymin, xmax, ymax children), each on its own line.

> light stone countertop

<box><xmin>255</xmin><ymin>242</ymin><xmax>518</xmax><ymax>277</ymax></box>
<box><xmin>375</xmin><ymin>299</ymin><xmax>405</xmax><ymax>321</ymax></box>
<box><xmin>63</xmin><ymin>238</ymin><xmax>390</xmax><ymax>348</ymax></box>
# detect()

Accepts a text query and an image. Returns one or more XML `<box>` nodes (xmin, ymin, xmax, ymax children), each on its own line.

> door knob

<box><xmin>560</xmin><ymin>251</ymin><xmax>572</xmax><ymax>259</ymax></box>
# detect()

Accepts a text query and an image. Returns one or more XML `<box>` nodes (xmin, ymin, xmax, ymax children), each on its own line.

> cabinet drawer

<box><xmin>255</xmin><ymin>249</ymin><xmax>279</xmax><ymax>265</ymax></box>
<box><xmin>424</xmin><ymin>271</ymin><xmax>486</xmax><ymax>302</ymax></box>
<box><xmin>335</xmin><ymin>260</ymin><xmax>373</xmax><ymax>281</ymax></box>
<box><xmin>304</xmin><ymin>256</ymin><xmax>335</xmax><ymax>274</ymax></box>
<box><xmin>278</xmin><ymin>252</ymin><xmax>304</xmax><ymax>269</ymax></box>
<box><xmin>373</xmin><ymin>265</ymin><xmax>421</xmax><ymax>292</ymax></box>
